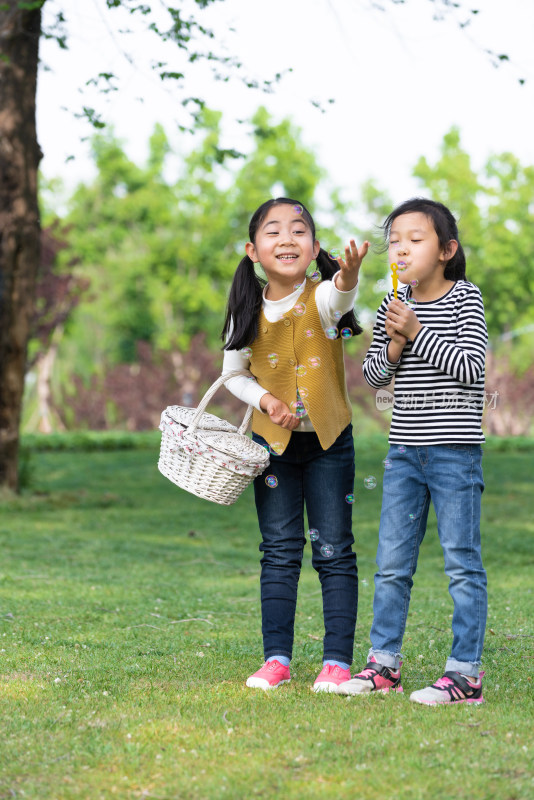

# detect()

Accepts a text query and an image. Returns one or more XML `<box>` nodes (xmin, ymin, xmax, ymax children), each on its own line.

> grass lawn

<box><xmin>0</xmin><ymin>435</ymin><xmax>533</xmax><ymax>799</ymax></box>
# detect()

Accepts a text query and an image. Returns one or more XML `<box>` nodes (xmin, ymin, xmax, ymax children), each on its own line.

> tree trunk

<box><xmin>0</xmin><ymin>2</ymin><xmax>43</xmax><ymax>490</ymax></box>
<box><xmin>36</xmin><ymin>324</ymin><xmax>65</xmax><ymax>433</ymax></box>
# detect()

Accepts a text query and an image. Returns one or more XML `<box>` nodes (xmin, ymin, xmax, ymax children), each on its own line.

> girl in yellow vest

<box><xmin>221</xmin><ymin>197</ymin><xmax>369</xmax><ymax>691</ymax></box>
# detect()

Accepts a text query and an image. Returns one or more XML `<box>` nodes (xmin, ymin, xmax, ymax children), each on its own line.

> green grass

<box><xmin>1</xmin><ymin>436</ymin><xmax>533</xmax><ymax>799</ymax></box>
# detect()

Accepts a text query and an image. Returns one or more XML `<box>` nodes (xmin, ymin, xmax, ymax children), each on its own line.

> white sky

<box><xmin>37</xmin><ymin>0</ymin><xmax>534</xmax><ymax>218</ymax></box>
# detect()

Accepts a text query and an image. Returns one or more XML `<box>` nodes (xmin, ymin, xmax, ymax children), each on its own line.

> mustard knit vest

<box><xmin>249</xmin><ymin>278</ymin><xmax>352</xmax><ymax>454</ymax></box>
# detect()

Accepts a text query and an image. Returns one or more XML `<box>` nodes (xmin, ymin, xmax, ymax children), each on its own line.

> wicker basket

<box><xmin>158</xmin><ymin>370</ymin><xmax>270</xmax><ymax>505</ymax></box>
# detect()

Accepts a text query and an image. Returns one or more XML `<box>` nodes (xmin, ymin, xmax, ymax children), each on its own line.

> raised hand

<box><xmin>334</xmin><ymin>239</ymin><xmax>370</xmax><ymax>292</ymax></box>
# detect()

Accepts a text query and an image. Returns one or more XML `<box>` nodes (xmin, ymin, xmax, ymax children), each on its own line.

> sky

<box><xmin>37</xmin><ymin>0</ymin><xmax>534</xmax><ymax>222</ymax></box>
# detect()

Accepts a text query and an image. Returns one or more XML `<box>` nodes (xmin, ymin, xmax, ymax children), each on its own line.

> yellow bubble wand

<box><xmin>390</xmin><ymin>262</ymin><xmax>398</xmax><ymax>299</ymax></box>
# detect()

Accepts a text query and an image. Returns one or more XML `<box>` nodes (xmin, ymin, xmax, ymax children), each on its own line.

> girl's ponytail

<box><xmin>316</xmin><ymin>248</ymin><xmax>363</xmax><ymax>337</ymax></box>
<box><xmin>221</xmin><ymin>255</ymin><xmax>266</xmax><ymax>351</ymax></box>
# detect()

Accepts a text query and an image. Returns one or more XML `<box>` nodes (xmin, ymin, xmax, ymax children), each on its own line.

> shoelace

<box><xmin>358</xmin><ymin>667</ymin><xmax>379</xmax><ymax>678</ymax></box>
<box><xmin>320</xmin><ymin>665</ymin><xmax>334</xmax><ymax>676</ymax></box>
<box><xmin>434</xmin><ymin>676</ymin><xmax>455</xmax><ymax>689</ymax></box>
<box><xmin>330</xmin><ymin>665</ymin><xmax>346</xmax><ymax>678</ymax></box>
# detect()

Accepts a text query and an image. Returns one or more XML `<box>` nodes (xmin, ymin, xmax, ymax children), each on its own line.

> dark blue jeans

<box><xmin>252</xmin><ymin>424</ymin><xmax>357</xmax><ymax>664</ymax></box>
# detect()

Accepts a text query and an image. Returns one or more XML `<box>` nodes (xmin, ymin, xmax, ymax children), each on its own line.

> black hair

<box><xmin>381</xmin><ymin>197</ymin><xmax>466</xmax><ymax>281</ymax></box>
<box><xmin>221</xmin><ymin>197</ymin><xmax>362</xmax><ymax>350</ymax></box>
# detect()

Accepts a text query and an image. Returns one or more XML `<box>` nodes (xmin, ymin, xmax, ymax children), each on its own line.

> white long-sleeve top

<box><xmin>222</xmin><ymin>273</ymin><xmax>358</xmax><ymax>432</ymax></box>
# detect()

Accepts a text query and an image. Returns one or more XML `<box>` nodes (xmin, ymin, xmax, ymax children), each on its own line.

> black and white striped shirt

<box><xmin>363</xmin><ymin>281</ymin><xmax>487</xmax><ymax>444</ymax></box>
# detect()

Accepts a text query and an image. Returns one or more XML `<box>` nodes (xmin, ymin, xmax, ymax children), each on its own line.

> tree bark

<box><xmin>0</xmin><ymin>2</ymin><xmax>43</xmax><ymax>490</ymax></box>
<box><xmin>36</xmin><ymin>324</ymin><xmax>65</xmax><ymax>433</ymax></box>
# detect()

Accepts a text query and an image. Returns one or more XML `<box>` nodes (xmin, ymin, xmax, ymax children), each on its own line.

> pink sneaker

<box><xmin>246</xmin><ymin>660</ymin><xmax>291</xmax><ymax>690</ymax></box>
<box><xmin>313</xmin><ymin>663</ymin><xmax>351</xmax><ymax>693</ymax></box>
<box><xmin>410</xmin><ymin>671</ymin><xmax>485</xmax><ymax>705</ymax></box>
<box><xmin>336</xmin><ymin>656</ymin><xmax>403</xmax><ymax>695</ymax></box>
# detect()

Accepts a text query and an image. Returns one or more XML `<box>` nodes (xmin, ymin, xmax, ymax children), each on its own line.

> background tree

<box><xmin>25</xmin><ymin>105</ymin><xmax>356</xmax><ymax>430</ymax></box>
<box><xmin>0</xmin><ymin>2</ymin><xmax>42</xmax><ymax>490</ymax></box>
<box><xmin>27</xmin><ymin>118</ymin><xmax>534</xmax><ymax>436</ymax></box>
<box><xmin>27</xmin><ymin>225</ymin><xmax>89</xmax><ymax>433</ymax></box>
<box><xmin>359</xmin><ymin>126</ymin><xmax>534</xmax><ymax>435</ymax></box>
<box><xmin>0</xmin><ymin>0</ymin><xmax>526</xmax><ymax>488</ymax></box>
<box><xmin>0</xmin><ymin>0</ymin><xmax>228</xmax><ymax>490</ymax></box>
<box><xmin>412</xmin><ymin>127</ymin><xmax>534</xmax><ymax>341</ymax></box>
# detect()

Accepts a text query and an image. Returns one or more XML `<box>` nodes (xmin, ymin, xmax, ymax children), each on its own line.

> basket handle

<box><xmin>187</xmin><ymin>369</ymin><xmax>255</xmax><ymax>437</ymax></box>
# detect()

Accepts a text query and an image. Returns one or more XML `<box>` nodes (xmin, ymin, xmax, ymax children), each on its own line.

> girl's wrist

<box><xmin>259</xmin><ymin>392</ymin><xmax>273</xmax><ymax>412</ymax></box>
<box><xmin>410</xmin><ymin>320</ymin><xmax>423</xmax><ymax>340</ymax></box>
<box><xmin>387</xmin><ymin>341</ymin><xmax>404</xmax><ymax>363</ymax></box>
<box><xmin>334</xmin><ymin>271</ymin><xmax>358</xmax><ymax>293</ymax></box>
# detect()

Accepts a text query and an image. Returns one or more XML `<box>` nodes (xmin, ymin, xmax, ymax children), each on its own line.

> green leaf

<box><xmin>16</xmin><ymin>1</ymin><xmax>46</xmax><ymax>9</ymax></box>
<box><xmin>158</xmin><ymin>71</ymin><xmax>184</xmax><ymax>81</ymax></box>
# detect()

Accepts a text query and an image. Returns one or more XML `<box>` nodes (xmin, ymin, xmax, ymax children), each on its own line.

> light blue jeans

<box><xmin>369</xmin><ymin>443</ymin><xmax>487</xmax><ymax>678</ymax></box>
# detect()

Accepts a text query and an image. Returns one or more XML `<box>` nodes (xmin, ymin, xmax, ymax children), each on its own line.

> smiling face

<box><xmin>389</xmin><ymin>211</ymin><xmax>456</xmax><ymax>295</ymax></box>
<box><xmin>245</xmin><ymin>203</ymin><xmax>320</xmax><ymax>295</ymax></box>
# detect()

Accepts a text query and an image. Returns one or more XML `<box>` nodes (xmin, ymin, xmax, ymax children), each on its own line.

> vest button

<box><xmin>288</xmin><ymin>359</ymin><xmax>296</xmax><ymax>366</ymax></box>
<box><xmin>262</xmin><ymin>325</ymin><xmax>268</xmax><ymax>333</ymax></box>
<box><xmin>283</xmin><ymin>318</ymin><xmax>291</xmax><ymax>327</ymax></box>
<box><xmin>269</xmin><ymin>362</ymin><xmax>277</xmax><ymax>369</ymax></box>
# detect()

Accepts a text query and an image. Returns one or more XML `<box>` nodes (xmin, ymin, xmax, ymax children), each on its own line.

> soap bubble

<box><xmin>398</xmin><ymin>264</ymin><xmax>408</xmax><ymax>272</ymax></box>
<box><xmin>406</xmin><ymin>297</ymin><xmax>417</xmax><ymax>310</ymax></box>
<box><xmin>398</xmin><ymin>445</ymin><xmax>406</xmax><ymax>454</ymax></box>
<box><xmin>382</xmin><ymin>458</ymin><xmax>392</xmax><ymax>470</ymax></box>
<box><xmin>341</xmin><ymin>327</ymin><xmax>352</xmax><ymax>339</ymax></box>
<box><xmin>364</xmin><ymin>476</ymin><xmax>377</xmax><ymax>490</ymax></box>
<box><xmin>270</xmin><ymin>442</ymin><xmax>283</xmax><ymax>456</ymax></box>
<box><xmin>309</xmin><ymin>270</ymin><xmax>321</xmax><ymax>283</ymax></box>
<box><xmin>308</xmin><ymin>528</ymin><xmax>320</xmax><ymax>542</ymax></box>
<box><xmin>296</xmin><ymin>364</ymin><xmax>307</xmax><ymax>376</ymax></box>
<box><xmin>321</xmin><ymin>544</ymin><xmax>334</xmax><ymax>558</ymax></box>
<box><xmin>293</xmin><ymin>302</ymin><xmax>306</xmax><ymax>317</ymax></box>
<box><xmin>265</xmin><ymin>475</ymin><xmax>278</xmax><ymax>488</ymax></box>
<box><xmin>268</xmin><ymin>353</ymin><xmax>278</xmax><ymax>366</ymax></box>
<box><xmin>380</xmin><ymin>367</ymin><xmax>388</xmax><ymax>376</ymax></box>
<box><xmin>409</xmin><ymin>513</ymin><xmax>415</xmax><ymax>521</ymax></box>
<box><xmin>410</xmin><ymin>279</ymin><xmax>419</xmax><ymax>288</ymax></box>
<box><xmin>298</xmin><ymin>387</ymin><xmax>309</xmax><ymax>399</ymax></box>
<box><xmin>290</xmin><ymin>400</ymin><xmax>308</xmax><ymax>419</ymax></box>
<box><xmin>375</xmin><ymin>279</ymin><xmax>388</xmax><ymax>292</ymax></box>
<box><xmin>294</xmin><ymin>282</ymin><xmax>303</xmax><ymax>290</ymax></box>
<box><xmin>241</xmin><ymin>347</ymin><xmax>252</xmax><ymax>358</ymax></box>
<box><xmin>308</xmin><ymin>357</ymin><xmax>321</xmax><ymax>369</ymax></box>
<box><xmin>325</xmin><ymin>327</ymin><xmax>338</xmax><ymax>340</ymax></box>
<box><xmin>329</xmin><ymin>248</ymin><xmax>341</xmax><ymax>260</ymax></box>
<box><xmin>305</xmin><ymin>328</ymin><xmax>314</xmax><ymax>338</ymax></box>
<box><xmin>345</xmin><ymin>494</ymin><xmax>355</xmax><ymax>504</ymax></box>
<box><xmin>293</xmin><ymin>204</ymin><xmax>303</xmax><ymax>215</ymax></box>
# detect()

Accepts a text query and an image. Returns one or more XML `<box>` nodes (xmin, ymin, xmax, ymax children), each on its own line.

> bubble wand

<box><xmin>390</xmin><ymin>262</ymin><xmax>398</xmax><ymax>299</ymax></box>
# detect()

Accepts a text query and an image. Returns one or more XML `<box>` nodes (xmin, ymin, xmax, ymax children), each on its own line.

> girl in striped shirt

<box><xmin>337</xmin><ymin>198</ymin><xmax>488</xmax><ymax>705</ymax></box>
